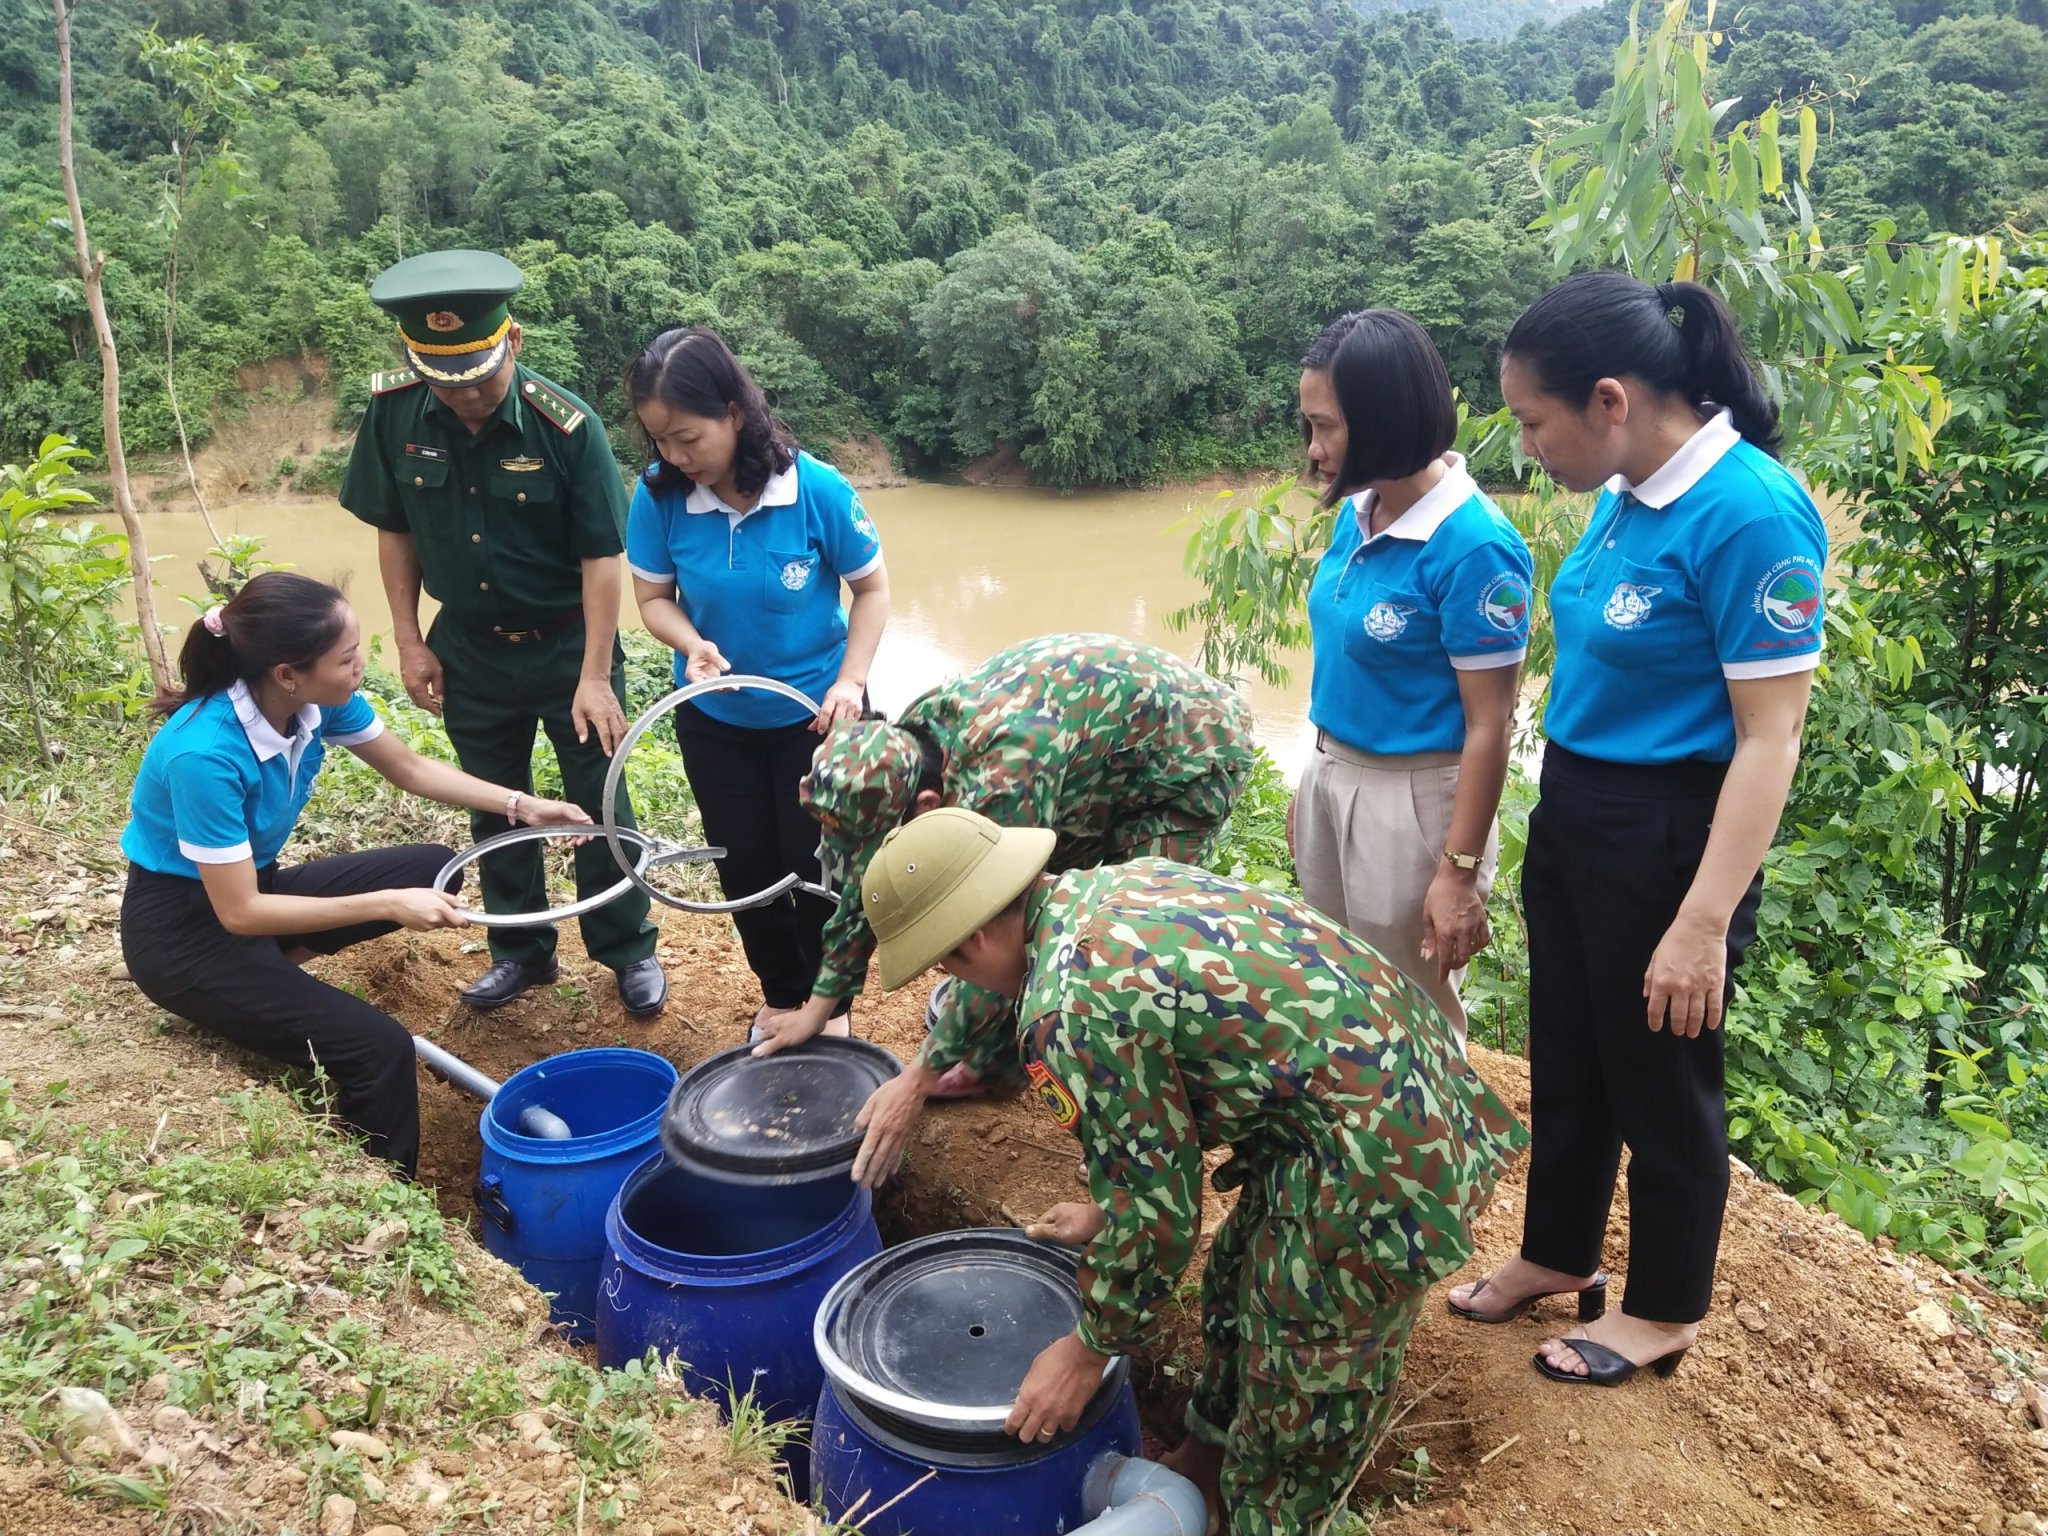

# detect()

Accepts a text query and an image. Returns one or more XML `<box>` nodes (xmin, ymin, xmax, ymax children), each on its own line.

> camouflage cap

<box><xmin>860</xmin><ymin>808</ymin><xmax>1055</xmax><ymax>990</ymax></box>
<box><xmin>801</xmin><ymin>720</ymin><xmax>922</xmax><ymax>840</ymax></box>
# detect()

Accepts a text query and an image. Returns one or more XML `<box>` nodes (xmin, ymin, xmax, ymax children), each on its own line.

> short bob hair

<box><xmin>1300</xmin><ymin>309</ymin><xmax>1458</xmax><ymax>507</ymax></box>
<box><xmin>623</xmin><ymin>326</ymin><xmax>796</xmax><ymax>500</ymax></box>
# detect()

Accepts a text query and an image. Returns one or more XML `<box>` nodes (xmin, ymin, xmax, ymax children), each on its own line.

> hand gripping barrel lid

<box><xmin>658</xmin><ymin>1037</ymin><xmax>901</xmax><ymax>1185</ymax></box>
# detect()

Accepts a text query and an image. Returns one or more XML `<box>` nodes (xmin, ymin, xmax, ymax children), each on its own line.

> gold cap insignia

<box><xmin>424</xmin><ymin>310</ymin><xmax>465</xmax><ymax>333</ymax></box>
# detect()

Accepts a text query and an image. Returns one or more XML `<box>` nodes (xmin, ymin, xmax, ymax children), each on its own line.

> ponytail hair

<box><xmin>624</xmin><ymin>326</ymin><xmax>796</xmax><ymax>500</ymax></box>
<box><xmin>152</xmin><ymin>571</ymin><xmax>351</xmax><ymax>715</ymax></box>
<box><xmin>1502</xmin><ymin>272</ymin><xmax>1781</xmax><ymax>455</ymax></box>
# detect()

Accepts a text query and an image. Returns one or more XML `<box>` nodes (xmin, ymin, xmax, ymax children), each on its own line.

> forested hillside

<box><xmin>2</xmin><ymin>0</ymin><xmax>2045</xmax><ymax>485</ymax></box>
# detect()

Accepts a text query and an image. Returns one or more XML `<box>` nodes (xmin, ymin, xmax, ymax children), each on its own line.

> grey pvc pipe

<box><xmin>1070</xmin><ymin>1454</ymin><xmax>1207</xmax><ymax>1536</ymax></box>
<box><xmin>414</xmin><ymin>1036</ymin><xmax>500</xmax><ymax>1101</ymax></box>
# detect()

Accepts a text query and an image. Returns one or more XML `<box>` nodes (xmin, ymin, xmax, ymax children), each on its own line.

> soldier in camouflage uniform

<box><xmin>853</xmin><ymin>808</ymin><xmax>1529</xmax><ymax>1535</ymax></box>
<box><xmin>752</xmin><ymin>633</ymin><xmax>1254</xmax><ymax>1085</ymax></box>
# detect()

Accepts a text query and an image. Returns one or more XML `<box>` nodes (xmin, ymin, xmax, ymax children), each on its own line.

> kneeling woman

<box><xmin>120</xmin><ymin>573</ymin><xmax>591</xmax><ymax>1176</ymax></box>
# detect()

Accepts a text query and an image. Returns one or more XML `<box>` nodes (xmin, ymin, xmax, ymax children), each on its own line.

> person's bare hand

<box><xmin>572</xmin><ymin>679</ymin><xmax>626</xmax><ymax>755</ymax></box>
<box><xmin>1644</xmin><ymin>907</ymin><xmax>1727</xmax><ymax>1037</ymax></box>
<box><xmin>1024</xmin><ymin>1201</ymin><xmax>1107</xmax><ymax>1246</ymax></box>
<box><xmin>683</xmin><ymin>638</ymin><xmax>732</xmax><ymax>685</ymax></box>
<box><xmin>383</xmin><ymin>887</ymin><xmax>469</xmax><ymax>930</ymax></box>
<box><xmin>398</xmin><ymin>640</ymin><xmax>444</xmax><ymax>716</ymax></box>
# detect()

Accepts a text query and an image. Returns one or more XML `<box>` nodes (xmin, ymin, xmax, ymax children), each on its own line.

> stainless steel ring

<box><xmin>600</xmin><ymin>674</ymin><xmax>838</xmax><ymax>914</ymax></box>
<box><xmin>431</xmin><ymin>824</ymin><xmax>711</xmax><ymax>928</ymax></box>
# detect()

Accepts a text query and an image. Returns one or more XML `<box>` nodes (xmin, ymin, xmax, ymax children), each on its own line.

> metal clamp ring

<box><xmin>600</xmin><ymin>674</ymin><xmax>838</xmax><ymax>914</ymax></box>
<box><xmin>432</xmin><ymin>824</ymin><xmax>716</xmax><ymax>928</ymax></box>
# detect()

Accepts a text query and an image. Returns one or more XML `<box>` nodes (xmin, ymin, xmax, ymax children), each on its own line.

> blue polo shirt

<box><xmin>1545</xmin><ymin>411</ymin><xmax>1827</xmax><ymax>765</ymax></box>
<box><xmin>1306</xmin><ymin>457</ymin><xmax>1534</xmax><ymax>755</ymax></box>
<box><xmin>121</xmin><ymin>683</ymin><xmax>385</xmax><ymax>878</ymax></box>
<box><xmin>626</xmin><ymin>450</ymin><xmax>883</xmax><ymax>728</ymax></box>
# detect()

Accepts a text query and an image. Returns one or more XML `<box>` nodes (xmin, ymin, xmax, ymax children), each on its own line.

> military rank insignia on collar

<box><xmin>500</xmin><ymin>456</ymin><xmax>545</xmax><ymax>472</ymax></box>
<box><xmin>1026</xmin><ymin>1060</ymin><xmax>1080</xmax><ymax>1131</ymax></box>
<box><xmin>404</xmin><ymin>443</ymin><xmax>447</xmax><ymax>460</ymax></box>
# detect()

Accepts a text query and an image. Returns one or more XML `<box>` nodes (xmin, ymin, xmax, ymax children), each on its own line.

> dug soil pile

<box><xmin>326</xmin><ymin>908</ymin><xmax>2048</xmax><ymax>1536</ymax></box>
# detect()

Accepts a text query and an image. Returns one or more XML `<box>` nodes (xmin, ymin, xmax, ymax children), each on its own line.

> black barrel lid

<box><xmin>659</xmin><ymin>1037</ymin><xmax>900</xmax><ymax>1184</ymax></box>
<box><xmin>825</xmin><ymin>1229</ymin><xmax>1087</xmax><ymax>1416</ymax></box>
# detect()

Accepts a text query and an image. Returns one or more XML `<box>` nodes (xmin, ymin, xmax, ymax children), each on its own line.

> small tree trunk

<box><xmin>11</xmin><ymin>611</ymin><xmax>57</xmax><ymax>770</ymax></box>
<box><xmin>163</xmin><ymin>150</ymin><xmax>224</xmax><ymax>546</ymax></box>
<box><xmin>54</xmin><ymin>0</ymin><xmax>173</xmax><ymax>696</ymax></box>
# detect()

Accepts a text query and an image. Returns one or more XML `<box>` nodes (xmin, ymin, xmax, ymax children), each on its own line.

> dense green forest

<box><xmin>3</xmin><ymin>0</ymin><xmax>2045</xmax><ymax>486</ymax></box>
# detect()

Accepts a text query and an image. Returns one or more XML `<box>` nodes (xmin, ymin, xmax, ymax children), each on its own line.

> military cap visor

<box><xmin>860</xmin><ymin>809</ymin><xmax>1055</xmax><ymax>991</ymax></box>
<box><xmin>369</xmin><ymin>250</ymin><xmax>524</xmax><ymax>388</ymax></box>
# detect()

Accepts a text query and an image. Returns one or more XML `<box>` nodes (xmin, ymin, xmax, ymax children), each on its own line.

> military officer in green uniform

<box><xmin>752</xmin><ymin>634</ymin><xmax>1254</xmax><ymax>1091</ymax></box>
<box><xmin>852</xmin><ymin>808</ymin><xmax>1528</xmax><ymax>1535</ymax></box>
<box><xmin>340</xmin><ymin>250</ymin><xmax>666</xmax><ymax>1015</ymax></box>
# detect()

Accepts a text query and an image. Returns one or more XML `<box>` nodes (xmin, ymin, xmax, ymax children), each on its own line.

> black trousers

<box><xmin>1519</xmin><ymin>743</ymin><xmax>1762</xmax><ymax>1324</ymax></box>
<box><xmin>120</xmin><ymin>845</ymin><xmax>456</xmax><ymax>1177</ymax></box>
<box><xmin>671</xmin><ymin>700</ymin><xmax>847</xmax><ymax>1015</ymax></box>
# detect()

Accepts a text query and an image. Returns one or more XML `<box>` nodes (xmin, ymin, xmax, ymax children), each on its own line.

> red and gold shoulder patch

<box><xmin>1026</xmin><ymin>1061</ymin><xmax>1080</xmax><ymax>1132</ymax></box>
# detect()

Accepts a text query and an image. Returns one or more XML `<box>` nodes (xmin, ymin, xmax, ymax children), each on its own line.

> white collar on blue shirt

<box><xmin>228</xmin><ymin>679</ymin><xmax>318</xmax><ymax>762</ymax></box>
<box><xmin>683</xmin><ymin>462</ymin><xmax>800</xmax><ymax>517</ymax></box>
<box><xmin>1350</xmin><ymin>453</ymin><xmax>1477</xmax><ymax>544</ymax></box>
<box><xmin>1606</xmin><ymin>409</ymin><xmax>1738</xmax><ymax>509</ymax></box>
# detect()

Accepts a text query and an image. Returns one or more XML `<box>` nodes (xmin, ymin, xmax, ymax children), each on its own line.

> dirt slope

<box><xmin>320</xmin><ymin>910</ymin><xmax>2048</xmax><ymax>1536</ymax></box>
<box><xmin>9</xmin><ymin>836</ymin><xmax>2047</xmax><ymax>1535</ymax></box>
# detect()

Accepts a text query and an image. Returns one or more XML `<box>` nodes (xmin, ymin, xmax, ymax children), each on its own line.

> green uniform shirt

<box><xmin>984</xmin><ymin>861</ymin><xmax>1527</xmax><ymax>1366</ymax></box>
<box><xmin>339</xmin><ymin>364</ymin><xmax>628</xmax><ymax>626</ymax></box>
<box><xmin>814</xmin><ymin>634</ymin><xmax>1253</xmax><ymax>999</ymax></box>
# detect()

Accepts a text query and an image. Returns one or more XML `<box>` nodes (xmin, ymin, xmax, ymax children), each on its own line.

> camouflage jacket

<box><xmin>976</xmin><ymin>861</ymin><xmax>1528</xmax><ymax>1362</ymax></box>
<box><xmin>810</xmin><ymin>634</ymin><xmax>1252</xmax><ymax>1000</ymax></box>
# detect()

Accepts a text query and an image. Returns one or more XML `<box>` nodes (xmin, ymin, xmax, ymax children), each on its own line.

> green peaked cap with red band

<box><xmin>368</xmin><ymin>249</ymin><xmax>523</xmax><ymax>387</ymax></box>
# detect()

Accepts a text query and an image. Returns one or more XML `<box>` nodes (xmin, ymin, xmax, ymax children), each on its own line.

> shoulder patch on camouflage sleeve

<box><xmin>1026</xmin><ymin>1060</ymin><xmax>1080</xmax><ymax>1131</ymax></box>
<box><xmin>370</xmin><ymin>366</ymin><xmax>420</xmax><ymax>394</ymax></box>
<box><xmin>519</xmin><ymin>376</ymin><xmax>586</xmax><ymax>434</ymax></box>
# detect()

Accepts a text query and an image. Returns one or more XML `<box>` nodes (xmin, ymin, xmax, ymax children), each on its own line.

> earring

<box><xmin>285</xmin><ymin>682</ymin><xmax>298</xmax><ymax>697</ymax></box>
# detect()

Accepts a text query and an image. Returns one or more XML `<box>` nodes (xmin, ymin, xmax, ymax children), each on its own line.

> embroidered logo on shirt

<box><xmin>1026</xmin><ymin>1060</ymin><xmax>1080</xmax><ymax>1131</ymax></box>
<box><xmin>779</xmin><ymin>557</ymin><xmax>816</xmax><ymax>592</ymax></box>
<box><xmin>850</xmin><ymin>494</ymin><xmax>877</xmax><ymax>542</ymax></box>
<box><xmin>1363</xmin><ymin>601</ymin><xmax>1415</xmax><ymax>641</ymax></box>
<box><xmin>1602</xmin><ymin>582</ymin><xmax>1662</xmax><ymax>629</ymax></box>
<box><xmin>1479</xmin><ymin>573</ymin><xmax>1528</xmax><ymax>632</ymax></box>
<box><xmin>1756</xmin><ymin>561</ymin><xmax>1822</xmax><ymax>634</ymax></box>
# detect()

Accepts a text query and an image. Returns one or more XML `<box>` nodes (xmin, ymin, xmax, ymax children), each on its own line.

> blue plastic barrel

<box><xmin>474</xmin><ymin>1048</ymin><xmax>677</xmax><ymax>1343</ymax></box>
<box><xmin>594</xmin><ymin>1153</ymin><xmax>882</xmax><ymax>1424</ymax></box>
<box><xmin>812</xmin><ymin>1373</ymin><xmax>1142</xmax><ymax>1535</ymax></box>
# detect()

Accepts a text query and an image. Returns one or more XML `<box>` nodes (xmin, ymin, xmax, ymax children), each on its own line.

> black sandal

<box><xmin>1532</xmin><ymin>1335</ymin><xmax>1688</xmax><ymax>1387</ymax></box>
<box><xmin>1446</xmin><ymin>1272</ymin><xmax>1607</xmax><ymax>1324</ymax></box>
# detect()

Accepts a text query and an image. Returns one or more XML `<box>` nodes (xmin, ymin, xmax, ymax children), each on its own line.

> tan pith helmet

<box><xmin>860</xmin><ymin>808</ymin><xmax>1055</xmax><ymax>990</ymax></box>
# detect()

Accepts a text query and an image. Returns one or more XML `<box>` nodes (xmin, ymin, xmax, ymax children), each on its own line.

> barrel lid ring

<box><xmin>432</xmin><ymin>825</ymin><xmax>716</xmax><ymax>928</ymax></box>
<box><xmin>599</xmin><ymin>675</ymin><xmax>839</xmax><ymax>914</ymax></box>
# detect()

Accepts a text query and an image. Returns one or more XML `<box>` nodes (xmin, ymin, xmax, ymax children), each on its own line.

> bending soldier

<box><xmin>853</xmin><ymin>808</ymin><xmax>1528</xmax><ymax>1535</ymax></box>
<box><xmin>756</xmin><ymin>633</ymin><xmax>1254</xmax><ymax>1100</ymax></box>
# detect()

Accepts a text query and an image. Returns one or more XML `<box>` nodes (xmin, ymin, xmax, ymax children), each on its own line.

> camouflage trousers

<box><xmin>1185</xmin><ymin>1166</ymin><xmax>1425</xmax><ymax>1536</ymax></box>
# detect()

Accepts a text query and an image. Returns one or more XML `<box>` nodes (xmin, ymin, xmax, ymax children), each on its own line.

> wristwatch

<box><xmin>1443</xmin><ymin>849</ymin><xmax>1483</xmax><ymax>872</ymax></box>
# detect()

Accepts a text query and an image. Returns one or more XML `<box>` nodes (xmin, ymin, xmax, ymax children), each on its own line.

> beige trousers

<box><xmin>1294</xmin><ymin>735</ymin><xmax>1497</xmax><ymax>1052</ymax></box>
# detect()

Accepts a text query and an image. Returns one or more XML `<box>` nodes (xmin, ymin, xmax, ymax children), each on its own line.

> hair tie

<box><xmin>202</xmin><ymin>605</ymin><xmax>226</xmax><ymax>636</ymax></box>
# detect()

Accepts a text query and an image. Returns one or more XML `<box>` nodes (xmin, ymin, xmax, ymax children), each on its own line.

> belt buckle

<box><xmin>493</xmin><ymin>626</ymin><xmax>539</xmax><ymax>644</ymax></box>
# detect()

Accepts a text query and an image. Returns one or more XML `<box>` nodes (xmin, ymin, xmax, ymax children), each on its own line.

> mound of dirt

<box><xmin>337</xmin><ymin>911</ymin><xmax>2048</xmax><ymax>1536</ymax></box>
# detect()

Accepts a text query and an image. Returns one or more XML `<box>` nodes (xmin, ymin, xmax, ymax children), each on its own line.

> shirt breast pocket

<box><xmin>397</xmin><ymin>456</ymin><xmax>449</xmax><ymax>511</ymax></box>
<box><xmin>764</xmin><ymin>546</ymin><xmax>823</xmax><ymax>614</ymax></box>
<box><xmin>1586</xmin><ymin>558</ymin><xmax>1692</xmax><ymax>670</ymax></box>
<box><xmin>1342</xmin><ymin>588</ymin><xmax>1436</xmax><ymax>664</ymax></box>
<box><xmin>489</xmin><ymin>467</ymin><xmax>559</xmax><ymax>509</ymax></box>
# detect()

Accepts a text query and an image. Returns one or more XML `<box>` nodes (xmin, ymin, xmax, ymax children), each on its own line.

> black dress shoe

<box><xmin>460</xmin><ymin>957</ymin><xmax>559</xmax><ymax>1010</ymax></box>
<box><xmin>615</xmin><ymin>958</ymin><xmax>668</xmax><ymax>1018</ymax></box>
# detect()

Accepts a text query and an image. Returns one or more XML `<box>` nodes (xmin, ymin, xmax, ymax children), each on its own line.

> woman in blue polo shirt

<box><xmin>1445</xmin><ymin>274</ymin><xmax>1826</xmax><ymax>1389</ymax></box>
<box><xmin>1293</xmin><ymin>309</ymin><xmax>1533</xmax><ymax>1049</ymax></box>
<box><xmin>624</xmin><ymin>327</ymin><xmax>891</xmax><ymax>1039</ymax></box>
<box><xmin>121</xmin><ymin>572</ymin><xmax>591</xmax><ymax>1176</ymax></box>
